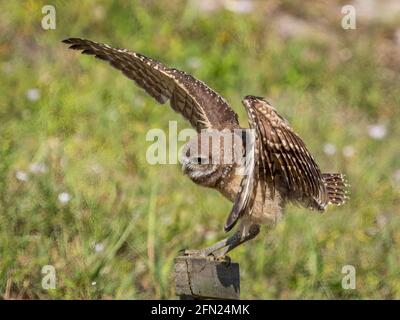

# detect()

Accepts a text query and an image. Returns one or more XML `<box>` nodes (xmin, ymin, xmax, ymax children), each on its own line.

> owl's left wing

<box><xmin>248</xmin><ymin>95</ymin><xmax>330</xmax><ymax>204</ymax></box>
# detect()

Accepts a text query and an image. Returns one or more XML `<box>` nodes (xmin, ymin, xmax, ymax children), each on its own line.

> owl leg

<box><xmin>180</xmin><ymin>232</ymin><xmax>240</xmax><ymax>258</ymax></box>
<box><xmin>181</xmin><ymin>224</ymin><xmax>260</xmax><ymax>258</ymax></box>
<box><xmin>210</xmin><ymin>224</ymin><xmax>260</xmax><ymax>259</ymax></box>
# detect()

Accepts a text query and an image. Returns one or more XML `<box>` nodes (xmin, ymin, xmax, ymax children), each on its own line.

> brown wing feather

<box><xmin>62</xmin><ymin>38</ymin><xmax>239</xmax><ymax>132</ymax></box>
<box><xmin>224</xmin><ymin>130</ymin><xmax>258</xmax><ymax>232</ymax></box>
<box><xmin>242</xmin><ymin>96</ymin><xmax>329</xmax><ymax>210</ymax></box>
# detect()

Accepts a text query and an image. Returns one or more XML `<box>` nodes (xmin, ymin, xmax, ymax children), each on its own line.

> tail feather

<box><xmin>322</xmin><ymin>173</ymin><xmax>349</xmax><ymax>206</ymax></box>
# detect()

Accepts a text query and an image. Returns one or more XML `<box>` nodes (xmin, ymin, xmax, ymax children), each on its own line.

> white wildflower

<box><xmin>368</xmin><ymin>124</ymin><xmax>387</xmax><ymax>140</ymax></box>
<box><xmin>196</xmin><ymin>0</ymin><xmax>220</xmax><ymax>12</ymax></box>
<box><xmin>323</xmin><ymin>143</ymin><xmax>337</xmax><ymax>156</ymax></box>
<box><xmin>29</xmin><ymin>162</ymin><xmax>48</xmax><ymax>174</ymax></box>
<box><xmin>58</xmin><ymin>192</ymin><xmax>71</xmax><ymax>204</ymax></box>
<box><xmin>89</xmin><ymin>163</ymin><xmax>103</xmax><ymax>175</ymax></box>
<box><xmin>16</xmin><ymin>170</ymin><xmax>29</xmax><ymax>182</ymax></box>
<box><xmin>187</xmin><ymin>57</ymin><xmax>202</xmax><ymax>69</ymax></box>
<box><xmin>376</xmin><ymin>214</ymin><xmax>388</xmax><ymax>228</ymax></box>
<box><xmin>393</xmin><ymin>169</ymin><xmax>400</xmax><ymax>185</ymax></box>
<box><xmin>224</xmin><ymin>0</ymin><xmax>254</xmax><ymax>13</ymax></box>
<box><xmin>26</xmin><ymin>88</ymin><xmax>41</xmax><ymax>102</ymax></box>
<box><xmin>342</xmin><ymin>145</ymin><xmax>355</xmax><ymax>158</ymax></box>
<box><xmin>91</xmin><ymin>281</ymin><xmax>96</xmax><ymax>286</ymax></box>
<box><xmin>94</xmin><ymin>243</ymin><xmax>104</xmax><ymax>253</ymax></box>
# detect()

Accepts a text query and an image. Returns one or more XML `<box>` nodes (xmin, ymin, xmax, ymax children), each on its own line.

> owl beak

<box><xmin>181</xmin><ymin>157</ymin><xmax>190</xmax><ymax>174</ymax></box>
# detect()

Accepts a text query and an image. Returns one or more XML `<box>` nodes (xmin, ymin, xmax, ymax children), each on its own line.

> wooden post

<box><xmin>174</xmin><ymin>255</ymin><xmax>240</xmax><ymax>300</ymax></box>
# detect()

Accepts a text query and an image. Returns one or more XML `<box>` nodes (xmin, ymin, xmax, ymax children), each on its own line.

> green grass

<box><xmin>1</xmin><ymin>1</ymin><xmax>399</xmax><ymax>299</ymax></box>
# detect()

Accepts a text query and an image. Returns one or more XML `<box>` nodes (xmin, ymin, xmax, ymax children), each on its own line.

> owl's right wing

<box><xmin>63</xmin><ymin>38</ymin><xmax>239</xmax><ymax>132</ymax></box>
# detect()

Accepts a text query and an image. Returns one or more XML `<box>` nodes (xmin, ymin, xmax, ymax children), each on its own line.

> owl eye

<box><xmin>193</xmin><ymin>156</ymin><xmax>208</xmax><ymax>165</ymax></box>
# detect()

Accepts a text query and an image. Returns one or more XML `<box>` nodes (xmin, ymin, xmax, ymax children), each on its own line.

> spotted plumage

<box><xmin>224</xmin><ymin>96</ymin><xmax>349</xmax><ymax>232</ymax></box>
<box><xmin>63</xmin><ymin>38</ymin><xmax>349</xmax><ymax>257</ymax></box>
<box><xmin>62</xmin><ymin>38</ymin><xmax>238</xmax><ymax>132</ymax></box>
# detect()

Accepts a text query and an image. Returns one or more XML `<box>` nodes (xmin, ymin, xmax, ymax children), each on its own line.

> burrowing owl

<box><xmin>63</xmin><ymin>38</ymin><xmax>349</xmax><ymax>258</ymax></box>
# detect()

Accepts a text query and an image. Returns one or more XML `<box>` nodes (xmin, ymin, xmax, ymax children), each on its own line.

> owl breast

<box><xmin>217</xmin><ymin>168</ymin><xmax>286</xmax><ymax>226</ymax></box>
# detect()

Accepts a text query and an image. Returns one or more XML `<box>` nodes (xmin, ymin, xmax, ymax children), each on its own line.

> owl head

<box><xmin>181</xmin><ymin>130</ymin><xmax>243</xmax><ymax>187</ymax></box>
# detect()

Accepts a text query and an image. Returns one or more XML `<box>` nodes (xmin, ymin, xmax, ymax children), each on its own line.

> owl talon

<box><xmin>215</xmin><ymin>254</ymin><xmax>231</xmax><ymax>265</ymax></box>
<box><xmin>180</xmin><ymin>249</ymin><xmax>208</xmax><ymax>258</ymax></box>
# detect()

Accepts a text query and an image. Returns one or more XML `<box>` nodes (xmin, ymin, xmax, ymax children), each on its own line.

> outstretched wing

<box><xmin>225</xmin><ymin>95</ymin><xmax>330</xmax><ymax>232</ymax></box>
<box><xmin>242</xmin><ymin>95</ymin><xmax>329</xmax><ymax>210</ymax></box>
<box><xmin>63</xmin><ymin>38</ymin><xmax>239</xmax><ymax>132</ymax></box>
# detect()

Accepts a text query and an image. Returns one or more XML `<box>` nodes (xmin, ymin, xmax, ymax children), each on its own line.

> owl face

<box><xmin>181</xmin><ymin>131</ymin><xmax>243</xmax><ymax>187</ymax></box>
<box><xmin>181</xmin><ymin>135</ymin><xmax>222</xmax><ymax>187</ymax></box>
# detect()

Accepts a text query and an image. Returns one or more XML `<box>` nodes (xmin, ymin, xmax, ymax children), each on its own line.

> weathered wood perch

<box><xmin>174</xmin><ymin>255</ymin><xmax>240</xmax><ymax>300</ymax></box>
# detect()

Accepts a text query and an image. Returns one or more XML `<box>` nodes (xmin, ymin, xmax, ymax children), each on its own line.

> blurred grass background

<box><xmin>0</xmin><ymin>0</ymin><xmax>399</xmax><ymax>299</ymax></box>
